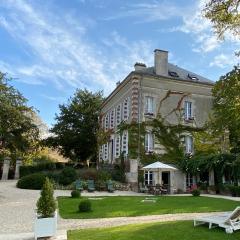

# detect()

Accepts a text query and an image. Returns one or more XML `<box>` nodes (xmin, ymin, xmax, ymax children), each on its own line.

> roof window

<box><xmin>188</xmin><ymin>73</ymin><xmax>199</xmax><ymax>81</ymax></box>
<box><xmin>168</xmin><ymin>71</ymin><xmax>179</xmax><ymax>78</ymax></box>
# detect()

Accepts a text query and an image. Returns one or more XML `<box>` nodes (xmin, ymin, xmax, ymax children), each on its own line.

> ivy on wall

<box><xmin>117</xmin><ymin>90</ymin><xmax>203</xmax><ymax>166</ymax></box>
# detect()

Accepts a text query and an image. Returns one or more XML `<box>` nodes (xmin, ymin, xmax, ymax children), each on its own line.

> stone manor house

<box><xmin>100</xmin><ymin>49</ymin><xmax>214</xmax><ymax>192</ymax></box>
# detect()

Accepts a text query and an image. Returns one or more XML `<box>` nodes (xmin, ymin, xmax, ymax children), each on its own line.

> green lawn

<box><xmin>58</xmin><ymin>196</ymin><xmax>239</xmax><ymax>219</ymax></box>
<box><xmin>68</xmin><ymin>221</ymin><xmax>240</xmax><ymax>240</ymax></box>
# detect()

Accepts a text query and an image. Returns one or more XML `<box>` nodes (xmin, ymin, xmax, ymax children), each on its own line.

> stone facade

<box><xmin>100</xmin><ymin>49</ymin><xmax>214</xmax><ymax>191</ymax></box>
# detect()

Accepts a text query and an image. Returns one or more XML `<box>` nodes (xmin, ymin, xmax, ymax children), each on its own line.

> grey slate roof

<box><xmin>140</xmin><ymin>63</ymin><xmax>214</xmax><ymax>85</ymax></box>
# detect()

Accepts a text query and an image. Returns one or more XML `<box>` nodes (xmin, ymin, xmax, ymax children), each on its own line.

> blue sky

<box><xmin>0</xmin><ymin>0</ymin><xmax>239</xmax><ymax>126</ymax></box>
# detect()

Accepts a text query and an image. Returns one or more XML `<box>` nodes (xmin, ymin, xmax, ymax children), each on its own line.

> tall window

<box><xmin>186</xmin><ymin>173</ymin><xmax>193</xmax><ymax>188</ymax></box>
<box><xmin>110</xmin><ymin>110</ymin><xmax>115</xmax><ymax>129</ymax></box>
<box><xmin>145</xmin><ymin>96</ymin><xmax>154</xmax><ymax>114</ymax></box>
<box><xmin>121</xmin><ymin>131</ymin><xmax>128</xmax><ymax>155</ymax></box>
<box><xmin>122</xmin><ymin>98</ymin><xmax>129</xmax><ymax>120</ymax></box>
<box><xmin>185</xmin><ymin>136</ymin><xmax>193</xmax><ymax>154</ymax></box>
<box><xmin>145</xmin><ymin>171</ymin><xmax>153</xmax><ymax>185</ymax></box>
<box><xmin>116</xmin><ymin>104</ymin><xmax>121</xmax><ymax>126</ymax></box>
<box><xmin>103</xmin><ymin>143</ymin><xmax>108</xmax><ymax>161</ymax></box>
<box><xmin>104</xmin><ymin>114</ymin><xmax>109</xmax><ymax>130</ymax></box>
<box><xmin>115</xmin><ymin>135</ymin><xmax>120</xmax><ymax>158</ymax></box>
<box><xmin>184</xmin><ymin>101</ymin><xmax>192</xmax><ymax>120</ymax></box>
<box><xmin>145</xmin><ymin>132</ymin><xmax>154</xmax><ymax>152</ymax></box>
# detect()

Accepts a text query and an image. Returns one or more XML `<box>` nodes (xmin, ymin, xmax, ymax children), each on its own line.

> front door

<box><xmin>162</xmin><ymin>171</ymin><xmax>170</xmax><ymax>190</ymax></box>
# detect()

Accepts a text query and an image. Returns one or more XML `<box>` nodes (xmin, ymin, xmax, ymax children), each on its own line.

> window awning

<box><xmin>142</xmin><ymin>161</ymin><xmax>177</xmax><ymax>171</ymax></box>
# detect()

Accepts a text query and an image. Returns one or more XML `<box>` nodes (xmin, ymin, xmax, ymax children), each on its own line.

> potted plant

<box><xmin>34</xmin><ymin>178</ymin><xmax>57</xmax><ymax>239</ymax></box>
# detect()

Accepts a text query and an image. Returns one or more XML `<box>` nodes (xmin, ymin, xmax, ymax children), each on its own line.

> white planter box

<box><xmin>34</xmin><ymin>211</ymin><xmax>57</xmax><ymax>240</ymax></box>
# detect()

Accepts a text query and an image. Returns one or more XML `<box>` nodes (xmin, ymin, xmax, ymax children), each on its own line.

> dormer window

<box><xmin>168</xmin><ymin>71</ymin><xmax>179</xmax><ymax>78</ymax></box>
<box><xmin>188</xmin><ymin>73</ymin><xmax>199</xmax><ymax>81</ymax></box>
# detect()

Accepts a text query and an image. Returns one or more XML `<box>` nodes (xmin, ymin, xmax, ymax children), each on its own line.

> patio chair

<box><xmin>107</xmin><ymin>180</ymin><xmax>115</xmax><ymax>193</ymax></box>
<box><xmin>148</xmin><ymin>185</ymin><xmax>155</xmax><ymax>195</ymax></box>
<box><xmin>194</xmin><ymin>206</ymin><xmax>240</xmax><ymax>234</ymax></box>
<box><xmin>87</xmin><ymin>180</ymin><xmax>95</xmax><ymax>192</ymax></box>
<box><xmin>160</xmin><ymin>185</ymin><xmax>168</xmax><ymax>195</ymax></box>
<box><xmin>155</xmin><ymin>184</ymin><xmax>161</xmax><ymax>195</ymax></box>
<box><xmin>139</xmin><ymin>183</ymin><xmax>148</xmax><ymax>193</ymax></box>
<box><xmin>75</xmin><ymin>179</ymin><xmax>83</xmax><ymax>191</ymax></box>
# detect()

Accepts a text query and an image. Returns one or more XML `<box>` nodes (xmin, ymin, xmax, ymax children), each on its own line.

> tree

<box><xmin>204</xmin><ymin>0</ymin><xmax>240</xmax><ymax>39</ymax></box>
<box><xmin>48</xmin><ymin>89</ymin><xmax>103</xmax><ymax>163</ymax></box>
<box><xmin>212</xmin><ymin>66</ymin><xmax>240</xmax><ymax>152</ymax></box>
<box><xmin>36</xmin><ymin>178</ymin><xmax>56</xmax><ymax>218</ymax></box>
<box><xmin>0</xmin><ymin>72</ymin><xmax>39</xmax><ymax>160</ymax></box>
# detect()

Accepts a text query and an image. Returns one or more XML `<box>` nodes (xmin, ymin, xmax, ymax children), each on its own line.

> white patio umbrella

<box><xmin>142</xmin><ymin>161</ymin><xmax>177</xmax><ymax>185</ymax></box>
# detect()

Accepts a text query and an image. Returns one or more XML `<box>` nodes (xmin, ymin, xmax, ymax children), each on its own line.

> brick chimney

<box><xmin>154</xmin><ymin>49</ymin><xmax>168</xmax><ymax>76</ymax></box>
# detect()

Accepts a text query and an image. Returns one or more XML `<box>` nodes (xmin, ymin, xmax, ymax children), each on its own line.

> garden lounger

<box><xmin>107</xmin><ymin>181</ymin><xmax>115</xmax><ymax>193</ymax></box>
<box><xmin>194</xmin><ymin>206</ymin><xmax>240</xmax><ymax>234</ymax></box>
<box><xmin>75</xmin><ymin>179</ymin><xmax>83</xmax><ymax>191</ymax></box>
<box><xmin>87</xmin><ymin>180</ymin><xmax>95</xmax><ymax>192</ymax></box>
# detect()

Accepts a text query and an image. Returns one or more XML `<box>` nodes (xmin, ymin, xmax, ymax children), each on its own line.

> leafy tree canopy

<box><xmin>48</xmin><ymin>89</ymin><xmax>103</xmax><ymax>163</ymax></box>
<box><xmin>0</xmin><ymin>72</ymin><xmax>39</xmax><ymax>159</ymax></box>
<box><xmin>204</xmin><ymin>0</ymin><xmax>240</xmax><ymax>39</ymax></box>
<box><xmin>212</xmin><ymin>66</ymin><xmax>240</xmax><ymax>152</ymax></box>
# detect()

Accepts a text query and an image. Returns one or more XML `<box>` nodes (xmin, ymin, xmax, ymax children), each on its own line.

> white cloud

<box><xmin>0</xmin><ymin>0</ymin><xmax>156</xmax><ymax>95</ymax></box>
<box><xmin>210</xmin><ymin>54</ymin><xmax>239</xmax><ymax>68</ymax></box>
<box><xmin>104</xmin><ymin>2</ymin><xmax>184</xmax><ymax>22</ymax></box>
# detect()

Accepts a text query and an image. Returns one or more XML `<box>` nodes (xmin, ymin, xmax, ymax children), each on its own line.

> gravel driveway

<box><xmin>0</xmin><ymin>180</ymin><xmax>146</xmax><ymax>234</ymax></box>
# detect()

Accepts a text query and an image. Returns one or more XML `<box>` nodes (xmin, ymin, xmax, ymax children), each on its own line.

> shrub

<box><xmin>191</xmin><ymin>189</ymin><xmax>201</xmax><ymax>197</ymax></box>
<box><xmin>17</xmin><ymin>173</ymin><xmax>46</xmax><ymax>189</ymax></box>
<box><xmin>97</xmin><ymin>170</ymin><xmax>111</xmax><ymax>182</ymax></box>
<box><xmin>59</xmin><ymin>167</ymin><xmax>77</xmax><ymax>186</ymax></box>
<box><xmin>79</xmin><ymin>199</ymin><xmax>92</xmax><ymax>212</ymax></box>
<box><xmin>80</xmin><ymin>168</ymin><xmax>98</xmax><ymax>181</ymax></box>
<box><xmin>19</xmin><ymin>162</ymin><xmax>65</xmax><ymax>178</ymax></box>
<box><xmin>37</xmin><ymin>178</ymin><xmax>57</xmax><ymax>218</ymax></box>
<box><xmin>227</xmin><ymin>185</ymin><xmax>240</xmax><ymax>197</ymax></box>
<box><xmin>71</xmin><ymin>190</ymin><xmax>81</xmax><ymax>198</ymax></box>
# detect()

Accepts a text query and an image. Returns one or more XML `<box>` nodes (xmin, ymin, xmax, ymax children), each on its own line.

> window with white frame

<box><xmin>116</xmin><ymin>104</ymin><xmax>121</xmax><ymax>126</ymax></box>
<box><xmin>121</xmin><ymin>131</ymin><xmax>128</xmax><ymax>155</ymax></box>
<box><xmin>145</xmin><ymin>132</ymin><xmax>154</xmax><ymax>152</ymax></box>
<box><xmin>110</xmin><ymin>109</ymin><xmax>115</xmax><ymax>129</ymax></box>
<box><xmin>122</xmin><ymin>98</ymin><xmax>129</xmax><ymax>120</ymax></box>
<box><xmin>103</xmin><ymin>143</ymin><xmax>108</xmax><ymax>161</ymax></box>
<box><xmin>104</xmin><ymin>114</ymin><xmax>109</xmax><ymax>130</ymax></box>
<box><xmin>186</xmin><ymin>173</ymin><xmax>193</xmax><ymax>188</ymax></box>
<box><xmin>145</xmin><ymin>96</ymin><xmax>154</xmax><ymax>115</ymax></box>
<box><xmin>184</xmin><ymin>101</ymin><xmax>193</xmax><ymax>120</ymax></box>
<box><xmin>145</xmin><ymin>171</ymin><xmax>153</xmax><ymax>185</ymax></box>
<box><xmin>185</xmin><ymin>135</ymin><xmax>193</xmax><ymax>154</ymax></box>
<box><xmin>114</xmin><ymin>135</ymin><xmax>120</xmax><ymax>158</ymax></box>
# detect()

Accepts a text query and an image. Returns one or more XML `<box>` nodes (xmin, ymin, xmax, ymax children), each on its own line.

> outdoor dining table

<box><xmin>147</xmin><ymin>185</ymin><xmax>169</xmax><ymax>195</ymax></box>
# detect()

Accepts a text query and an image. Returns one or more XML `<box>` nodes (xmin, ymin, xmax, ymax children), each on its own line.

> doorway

<box><xmin>162</xmin><ymin>171</ymin><xmax>170</xmax><ymax>186</ymax></box>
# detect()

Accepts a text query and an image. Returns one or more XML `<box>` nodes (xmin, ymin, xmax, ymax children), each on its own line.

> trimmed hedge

<box><xmin>71</xmin><ymin>190</ymin><xmax>81</xmax><ymax>198</ymax></box>
<box><xmin>191</xmin><ymin>189</ymin><xmax>201</xmax><ymax>197</ymax></box>
<box><xmin>19</xmin><ymin>162</ymin><xmax>64</xmax><ymax>178</ymax></box>
<box><xmin>17</xmin><ymin>173</ymin><xmax>47</xmax><ymax>189</ymax></box>
<box><xmin>79</xmin><ymin>199</ymin><xmax>92</xmax><ymax>212</ymax></box>
<box><xmin>59</xmin><ymin>167</ymin><xmax>77</xmax><ymax>186</ymax></box>
<box><xmin>227</xmin><ymin>185</ymin><xmax>240</xmax><ymax>197</ymax></box>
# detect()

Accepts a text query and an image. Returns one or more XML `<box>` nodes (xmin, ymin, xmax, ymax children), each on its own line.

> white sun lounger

<box><xmin>194</xmin><ymin>207</ymin><xmax>240</xmax><ymax>234</ymax></box>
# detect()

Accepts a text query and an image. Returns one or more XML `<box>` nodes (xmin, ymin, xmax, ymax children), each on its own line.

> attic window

<box><xmin>168</xmin><ymin>71</ymin><xmax>179</xmax><ymax>78</ymax></box>
<box><xmin>188</xmin><ymin>73</ymin><xmax>199</xmax><ymax>81</ymax></box>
